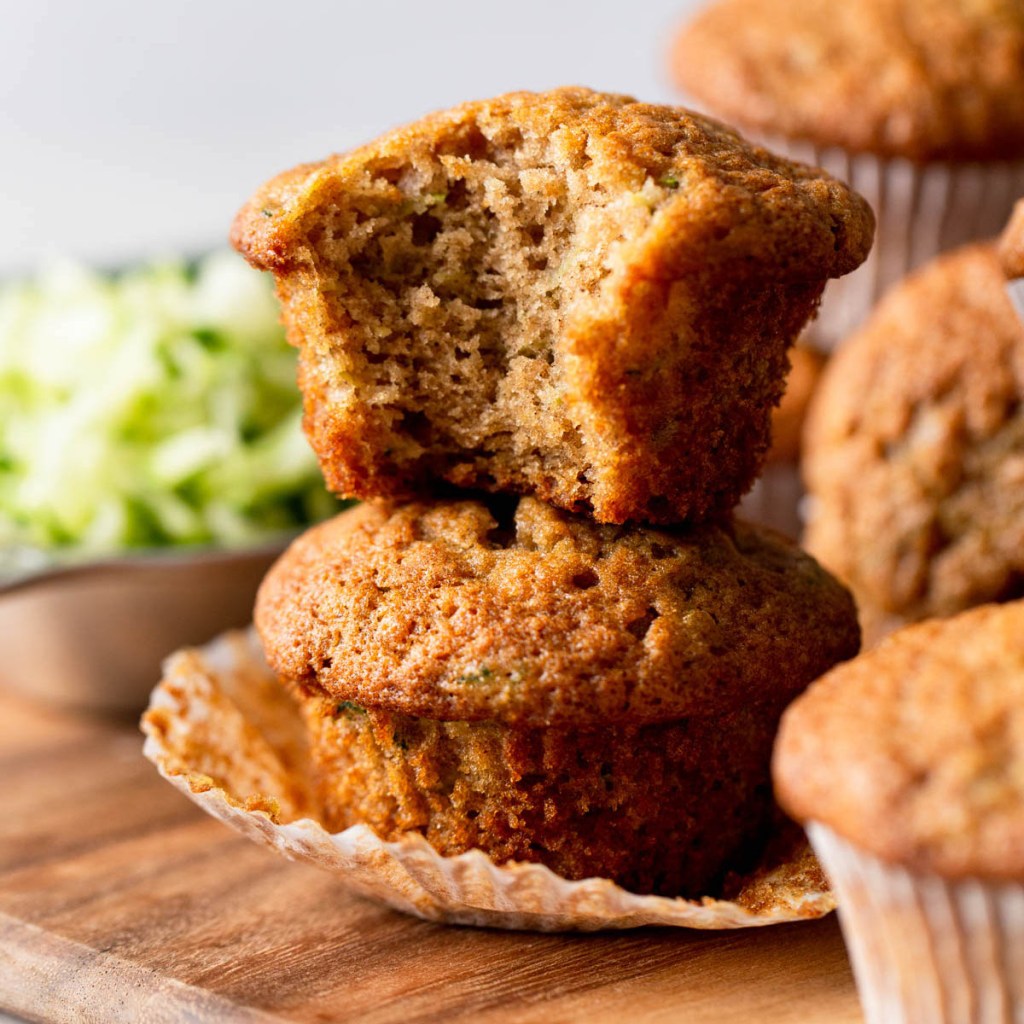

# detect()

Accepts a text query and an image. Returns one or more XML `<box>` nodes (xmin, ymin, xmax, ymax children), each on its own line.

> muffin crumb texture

<box><xmin>233</xmin><ymin>86</ymin><xmax>872</xmax><ymax>524</ymax></box>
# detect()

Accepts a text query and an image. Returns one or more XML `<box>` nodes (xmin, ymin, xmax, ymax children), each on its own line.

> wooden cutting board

<box><xmin>0</xmin><ymin>689</ymin><xmax>863</xmax><ymax>1023</ymax></box>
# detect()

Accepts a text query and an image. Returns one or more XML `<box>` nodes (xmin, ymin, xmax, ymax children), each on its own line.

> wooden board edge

<box><xmin>0</xmin><ymin>911</ymin><xmax>279</xmax><ymax>1024</ymax></box>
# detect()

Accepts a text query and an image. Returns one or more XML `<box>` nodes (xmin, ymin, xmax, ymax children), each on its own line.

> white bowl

<box><xmin>0</xmin><ymin>542</ymin><xmax>285</xmax><ymax>715</ymax></box>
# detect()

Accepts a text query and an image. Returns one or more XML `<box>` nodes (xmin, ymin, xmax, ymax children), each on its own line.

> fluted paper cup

<box><xmin>1008</xmin><ymin>281</ymin><xmax>1024</xmax><ymax>325</ymax></box>
<box><xmin>808</xmin><ymin>822</ymin><xmax>1024</xmax><ymax>1024</ymax></box>
<box><xmin>753</xmin><ymin>139</ymin><xmax>1024</xmax><ymax>351</ymax></box>
<box><xmin>141</xmin><ymin>629</ymin><xmax>835</xmax><ymax>932</ymax></box>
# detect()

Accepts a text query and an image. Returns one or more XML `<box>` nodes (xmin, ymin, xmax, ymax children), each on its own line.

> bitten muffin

<box><xmin>803</xmin><ymin>243</ymin><xmax>1024</xmax><ymax>646</ymax></box>
<box><xmin>773</xmin><ymin>601</ymin><xmax>1024</xmax><ymax>1023</ymax></box>
<box><xmin>233</xmin><ymin>86</ymin><xmax>872</xmax><ymax>525</ymax></box>
<box><xmin>256</xmin><ymin>497</ymin><xmax>860</xmax><ymax>896</ymax></box>
<box><xmin>671</xmin><ymin>0</ymin><xmax>1024</xmax><ymax>347</ymax></box>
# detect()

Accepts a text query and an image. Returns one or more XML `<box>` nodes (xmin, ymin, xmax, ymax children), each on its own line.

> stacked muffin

<box><xmin>232</xmin><ymin>87</ymin><xmax>872</xmax><ymax>897</ymax></box>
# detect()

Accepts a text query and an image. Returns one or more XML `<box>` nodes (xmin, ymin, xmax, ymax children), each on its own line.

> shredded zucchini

<box><xmin>0</xmin><ymin>251</ymin><xmax>338</xmax><ymax>572</ymax></box>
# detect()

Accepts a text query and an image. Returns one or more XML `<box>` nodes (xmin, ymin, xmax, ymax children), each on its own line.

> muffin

<box><xmin>773</xmin><ymin>601</ymin><xmax>1024</xmax><ymax>1024</ymax></box>
<box><xmin>738</xmin><ymin>342</ymin><xmax>825</xmax><ymax>538</ymax></box>
<box><xmin>1000</xmin><ymin>197</ymin><xmax>1024</xmax><ymax>320</ymax></box>
<box><xmin>255</xmin><ymin>497</ymin><xmax>860</xmax><ymax>897</ymax></box>
<box><xmin>142</xmin><ymin>628</ymin><xmax>839</xmax><ymax>929</ymax></box>
<box><xmin>671</xmin><ymin>0</ymin><xmax>1024</xmax><ymax>349</ymax></box>
<box><xmin>232</xmin><ymin>86</ymin><xmax>873</xmax><ymax>525</ymax></box>
<box><xmin>803</xmin><ymin>243</ymin><xmax>1024</xmax><ymax>646</ymax></box>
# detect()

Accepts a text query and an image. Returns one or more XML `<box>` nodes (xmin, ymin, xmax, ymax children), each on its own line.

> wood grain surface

<box><xmin>0</xmin><ymin>689</ymin><xmax>863</xmax><ymax>1023</ymax></box>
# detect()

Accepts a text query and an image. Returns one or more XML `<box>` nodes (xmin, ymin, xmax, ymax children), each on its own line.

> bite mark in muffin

<box><xmin>233</xmin><ymin>87</ymin><xmax>872</xmax><ymax>524</ymax></box>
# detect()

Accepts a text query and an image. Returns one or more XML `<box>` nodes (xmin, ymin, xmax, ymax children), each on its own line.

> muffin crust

<box><xmin>671</xmin><ymin>0</ymin><xmax>1024</xmax><ymax>161</ymax></box>
<box><xmin>775</xmin><ymin>601</ymin><xmax>1024</xmax><ymax>880</ymax></box>
<box><xmin>259</xmin><ymin>499</ymin><xmax>860</xmax><ymax>896</ymax></box>
<box><xmin>257</xmin><ymin>498</ymin><xmax>861</xmax><ymax>726</ymax></box>
<box><xmin>233</xmin><ymin>86</ymin><xmax>872</xmax><ymax>524</ymax></box>
<box><xmin>301</xmin><ymin>695</ymin><xmax>784</xmax><ymax>896</ymax></box>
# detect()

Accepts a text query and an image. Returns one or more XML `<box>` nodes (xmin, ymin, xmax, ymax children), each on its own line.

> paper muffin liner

<box><xmin>738</xmin><ymin>462</ymin><xmax>803</xmax><ymax>541</ymax></box>
<box><xmin>755</xmin><ymin>136</ymin><xmax>1024</xmax><ymax>352</ymax></box>
<box><xmin>1008</xmin><ymin>280</ymin><xmax>1024</xmax><ymax>326</ymax></box>
<box><xmin>141</xmin><ymin>629</ymin><xmax>835</xmax><ymax>932</ymax></box>
<box><xmin>808</xmin><ymin>823</ymin><xmax>1024</xmax><ymax>1023</ymax></box>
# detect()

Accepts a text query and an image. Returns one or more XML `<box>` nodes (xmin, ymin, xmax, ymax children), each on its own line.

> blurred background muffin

<box><xmin>802</xmin><ymin>242</ymin><xmax>1024</xmax><ymax>646</ymax></box>
<box><xmin>774</xmin><ymin>601</ymin><xmax>1024</xmax><ymax>1024</ymax></box>
<box><xmin>670</xmin><ymin>0</ymin><xmax>1024</xmax><ymax>351</ymax></box>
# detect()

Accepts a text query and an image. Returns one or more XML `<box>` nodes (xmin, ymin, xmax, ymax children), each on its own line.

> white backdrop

<box><xmin>0</xmin><ymin>0</ymin><xmax>705</xmax><ymax>274</ymax></box>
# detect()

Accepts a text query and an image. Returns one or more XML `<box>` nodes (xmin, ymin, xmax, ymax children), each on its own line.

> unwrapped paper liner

<box><xmin>141</xmin><ymin>629</ymin><xmax>835</xmax><ymax>932</ymax></box>
<box><xmin>754</xmin><ymin>138</ymin><xmax>1024</xmax><ymax>352</ymax></box>
<box><xmin>808</xmin><ymin>822</ymin><xmax>1024</xmax><ymax>1024</ymax></box>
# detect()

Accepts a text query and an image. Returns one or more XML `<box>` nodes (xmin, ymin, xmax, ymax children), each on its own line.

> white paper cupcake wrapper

<box><xmin>1007</xmin><ymin>280</ymin><xmax>1024</xmax><ymax>327</ymax></box>
<box><xmin>140</xmin><ymin>629</ymin><xmax>835</xmax><ymax>932</ymax></box>
<box><xmin>755</xmin><ymin>136</ymin><xmax>1024</xmax><ymax>351</ymax></box>
<box><xmin>808</xmin><ymin>823</ymin><xmax>1024</xmax><ymax>1023</ymax></box>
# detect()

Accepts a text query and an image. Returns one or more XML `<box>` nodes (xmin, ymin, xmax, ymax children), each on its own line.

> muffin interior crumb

<box><xmin>303</xmin><ymin>122</ymin><xmax>669</xmax><ymax>493</ymax></box>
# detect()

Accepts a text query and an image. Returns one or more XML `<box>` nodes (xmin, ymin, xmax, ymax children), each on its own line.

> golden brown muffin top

<box><xmin>768</xmin><ymin>344</ymin><xmax>825</xmax><ymax>466</ymax></box>
<box><xmin>256</xmin><ymin>498</ymin><xmax>859</xmax><ymax>726</ymax></box>
<box><xmin>671</xmin><ymin>0</ymin><xmax>1024</xmax><ymax>161</ymax></box>
<box><xmin>1000</xmin><ymin>199</ymin><xmax>1024</xmax><ymax>279</ymax></box>
<box><xmin>775</xmin><ymin>600</ymin><xmax>1024</xmax><ymax>880</ymax></box>
<box><xmin>233</xmin><ymin>86</ymin><xmax>872</xmax><ymax>284</ymax></box>
<box><xmin>803</xmin><ymin>243</ymin><xmax>1024</xmax><ymax>646</ymax></box>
